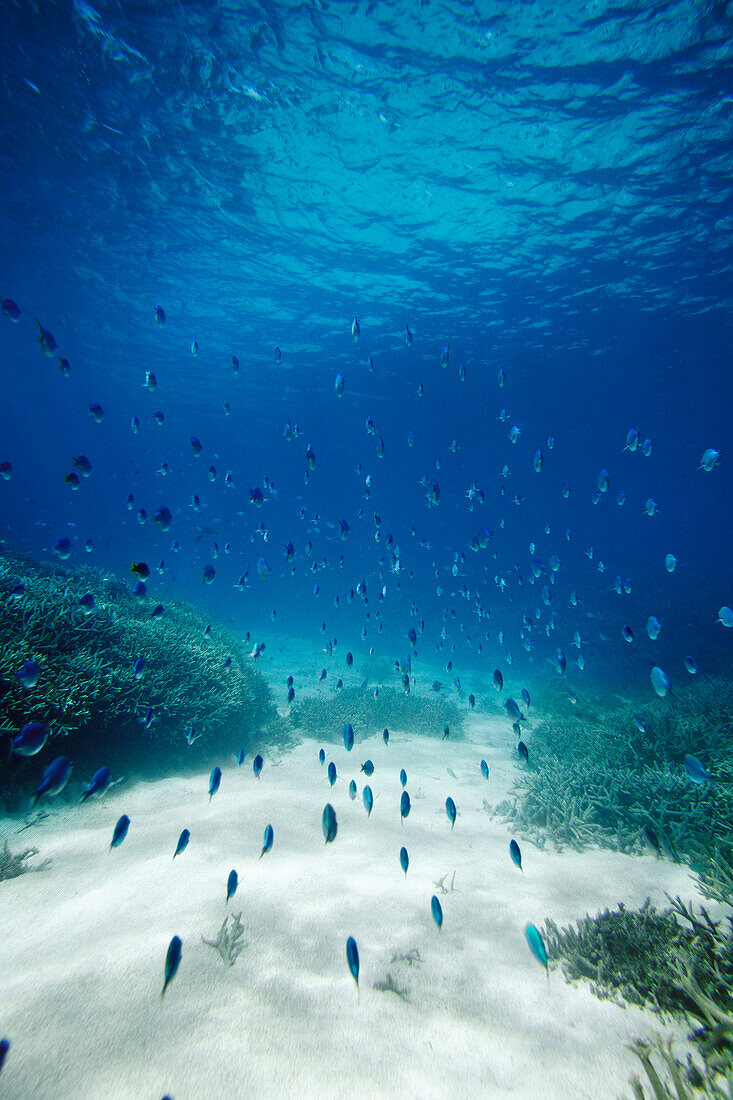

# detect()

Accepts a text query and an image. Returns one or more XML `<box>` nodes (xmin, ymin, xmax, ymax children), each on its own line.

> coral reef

<box><xmin>495</xmin><ymin>678</ymin><xmax>733</xmax><ymax>900</ymax></box>
<box><xmin>545</xmin><ymin>897</ymin><xmax>733</xmax><ymax>1096</ymax></box>
<box><xmin>0</xmin><ymin>549</ymin><xmax>284</xmax><ymax>766</ymax></box>
<box><xmin>0</xmin><ymin>839</ymin><xmax>50</xmax><ymax>881</ymax></box>
<box><xmin>202</xmin><ymin>912</ymin><xmax>245</xmax><ymax>967</ymax></box>
<box><xmin>288</xmin><ymin>685</ymin><xmax>464</xmax><ymax>741</ymax></box>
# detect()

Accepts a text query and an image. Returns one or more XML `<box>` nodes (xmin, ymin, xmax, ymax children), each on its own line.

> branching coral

<box><xmin>495</xmin><ymin>679</ymin><xmax>733</xmax><ymax>901</ymax></box>
<box><xmin>288</xmin><ymin>685</ymin><xmax>464</xmax><ymax>740</ymax></box>
<box><xmin>545</xmin><ymin>897</ymin><xmax>733</xmax><ymax>1096</ymax></box>
<box><xmin>0</xmin><ymin>839</ymin><xmax>50</xmax><ymax>881</ymax></box>
<box><xmin>0</xmin><ymin>550</ymin><xmax>285</xmax><ymax>764</ymax></box>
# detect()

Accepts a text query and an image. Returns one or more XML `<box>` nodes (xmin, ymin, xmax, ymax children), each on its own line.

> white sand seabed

<box><xmin>0</xmin><ymin>712</ymin><xmax>716</xmax><ymax>1100</ymax></box>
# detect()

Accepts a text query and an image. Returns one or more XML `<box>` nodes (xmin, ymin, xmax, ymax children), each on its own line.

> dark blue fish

<box><xmin>209</xmin><ymin>766</ymin><xmax>222</xmax><ymax>800</ymax></box>
<box><xmin>480</xmin><ymin>759</ymin><xmax>489</xmax><ymax>780</ymax></box>
<box><xmin>343</xmin><ymin>723</ymin><xmax>354</xmax><ymax>751</ymax></box>
<box><xmin>0</xmin><ymin>1037</ymin><xmax>8</xmax><ymax>1074</ymax></box>
<box><xmin>349</xmin><ymin>779</ymin><xmax>357</xmax><ymax>800</ymax></box>
<box><xmin>236</xmin><ymin>749</ymin><xmax>246</xmax><ymax>766</ymax></box>
<box><xmin>132</xmin><ymin>656</ymin><xmax>146</xmax><ymax>679</ymax></box>
<box><xmin>399</xmin><ymin>768</ymin><xmax>407</xmax><ymax>788</ymax></box>
<box><xmin>260</xmin><ymin>824</ymin><xmax>274</xmax><ymax>858</ymax></box>
<box><xmin>509</xmin><ymin>839</ymin><xmax>523</xmax><ymax>871</ymax></box>
<box><xmin>363</xmin><ymin>785</ymin><xmax>373</xmax><ymax>816</ymax></box>
<box><xmin>684</xmin><ymin>754</ymin><xmax>711</xmax><ymax>784</ymax></box>
<box><xmin>151</xmin><ymin>604</ymin><xmax>164</xmax><ymax>619</ymax></box>
<box><xmin>399</xmin><ymin>846</ymin><xmax>409</xmax><ymax>875</ymax></box>
<box><xmin>400</xmin><ymin>790</ymin><xmax>410</xmax><ymax>822</ymax></box>
<box><xmin>32</xmin><ymin>756</ymin><xmax>72</xmax><ymax>805</ymax></box>
<box><xmin>445</xmin><ymin>797</ymin><xmax>456</xmax><ymax>829</ymax></box>
<box><xmin>383</xmin><ymin>728</ymin><xmax>389</xmax><ymax>746</ymax></box>
<box><xmin>361</xmin><ymin>759</ymin><xmax>374</xmax><ymax>777</ymax></box>
<box><xmin>17</xmin><ymin>659</ymin><xmax>40</xmax><ymax>688</ymax></box>
<box><xmin>521</xmin><ymin>688</ymin><xmax>531</xmax><ymax>710</ymax></box>
<box><xmin>34</xmin><ymin>318</ymin><xmax>57</xmax><ymax>355</ymax></box>
<box><xmin>517</xmin><ymin>741</ymin><xmax>529</xmax><ymax>764</ymax></box>
<box><xmin>173</xmin><ymin>829</ymin><xmax>190</xmax><ymax>859</ymax></box>
<box><xmin>346</xmin><ymin>936</ymin><xmax>359</xmax><ymax>988</ymax></box>
<box><xmin>468</xmin><ymin>693</ymin><xmax>475</xmax><ymax>710</ymax></box>
<box><xmin>161</xmin><ymin>935</ymin><xmax>182</xmax><ymax>997</ymax></box>
<box><xmin>81</xmin><ymin>766</ymin><xmax>111</xmax><ymax>802</ymax></box>
<box><xmin>88</xmin><ymin>401</ymin><xmax>104</xmax><ymax>423</ymax></box>
<box><xmin>253</xmin><ymin>754</ymin><xmax>263</xmax><ymax>778</ymax></box>
<box><xmin>110</xmin><ymin>814</ymin><xmax>130</xmax><ymax>849</ymax></box>
<box><xmin>226</xmin><ymin>869</ymin><xmax>238</xmax><ymax>903</ymax></box>
<box><xmin>328</xmin><ymin>761</ymin><xmax>337</xmax><ymax>786</ymax></box>
<box><xmin>318</xmin><ymin>748</ymin><xmax>326</xmax><ymax>765</ymax></box>
<box><xmin>525</xmin><ymin>924</ymin><xmax>548</xmax><ymax>974</ymax></box>
<box><xmin>2</xmin><ymin>298</ymin><xmax>20</xmax><ymax>321</ymax></box>
<box><xmin>323</xmin><ymin>803</ymin><xmax>337</xmax><ymax>843</ymax></box>
<box><xmin>493</xmin><ymin>669</ymin><xmax>503</xmax><ymax>691</ymax></box>
<box><xmin>505</xmin><ymin>698</ymin><xmax>525</xmax><ymax>722</ymax></box>
<box><xmin>9</xmin><ymin>721</ymin><xmax>48</xmax><ymax>760</ymax></box>
<box><xmin>431</xmin><ymin>895</ymin><xmax>443</xmax><ymax>929</ymax></box>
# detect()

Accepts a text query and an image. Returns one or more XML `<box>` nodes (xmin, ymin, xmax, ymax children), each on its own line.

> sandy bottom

<box><xmin>0</xmin><ymin>710</ymin><xmax>710</xmax><ymax>1100</ymax></box>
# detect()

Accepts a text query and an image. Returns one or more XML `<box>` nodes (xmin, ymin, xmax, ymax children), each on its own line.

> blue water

<box><xmin>1</xmin><ymin>0</ymin><xmax>732</xmax><ymax>688</ymax></box>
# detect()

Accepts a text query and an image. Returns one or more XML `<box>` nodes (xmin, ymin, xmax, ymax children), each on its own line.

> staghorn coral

<box><xmin>0</xmin><ymin>550</ymin><xmax>285</xmax><ymax>766</ymax></box>
<box><xmin>202</xmin><ymin>912</ymin><xmax>245</xmax><ymax>967</ymax></box>
<box><xmin>0</xmin><ymin>839</ymin><xmax>50</xmax><ymax>881</ymax></box>
<box><xmin>495</xmin><ymin>679</ymin><xmax>733</xmax><ymax>901</ymax></box>
<box><xmin>288</xmin><ymin>685</ymin><xmax>464</xmax><ymax>741</ymax></box>
<box><xmin>545</xmin><ymin>897</ymin><xmax>733</xmax><ymax>1096</ymax></box>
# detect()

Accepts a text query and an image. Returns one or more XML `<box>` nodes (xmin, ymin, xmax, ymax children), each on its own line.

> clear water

<box><xmin>0</xmin><ymin>1</ymin><xmax>732</xmax><ymax>1096</ymax></box>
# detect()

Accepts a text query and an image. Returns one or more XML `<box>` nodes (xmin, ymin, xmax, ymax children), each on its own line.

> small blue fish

<box><xmin>480</xmin><ymin>759</ymin><xmax>489</xmax><ymax>780</ymax></box>
<box><xmin>318</xmin><ymin>748</ymin><xmax>325</xmax><ymax>765</ymax></box>
<box><xmin>327</xmin><ymin>761</ymin><xmax>337</xmax><ymax>786</ymax></box>
<box><xmin>260</xmin><ymin>824</ymin><xmax>274</xmax><ymax>858</ymax></box>
<box><xmin>32</xmin><ymin>756</ymin><xmax>72</xmax><ymax>805</ymax></box>
<box><xmin>173</xmin><ymin>829</ymin><xmax>190</xmax><ymax>859</ymax></box>
<box><xmin>323</xmin><ymin>803</ymin><xmax>337</xmax><ymax>843</ymax></box>
<box><xmin>517</xmin><ymin>741</ymin><xmax>529</xmax><ymax>764</ymax></box>
<box><xmin>383</xmin><ymin>727</ymin><xmax>389</xmax><ymax>746</ymax></box>
<box><xmin>17</xmin><ymin>659</ymin><xmax>40</xmax><ymax>688</ymax></box>
<box><xmin>110</xmin><ymin>814</ymin><xmax>130</xmax><ymax>849</ymax></box>
<box><xmin>684</xmin><ymin>754</ymin><xmax>711</xmax><ymax>784</ymax></box>
<box><xmin>253</xmin><ymin>754</ymin><xmax>263</xmax><ymax>778</ymax></box>
<box><xmin>226</xmin><ymin>869</ymin><xmax>238</xmax><ymax>903</ymax></box>
<box><xmin>349</xmin><ymin>779</ymin><xmax>357</xmax><ymax>800</ymax></box>
<box><xmin>446</xmin><ymin>797</ymin><xmax>456</xmax><ymax>829</ymax></box>
<box><xmin>361</xmin><ymin>759</ymin><xmax>374</xmax><ymax>777</ymax></box>
<box><xmin>525</xmin><ymin>924</ymin><xmax>548</xmax><ymax>974</ymax></box>
<box><xmin>0</xmin><ymin>1037</ymin><xmax>9</xmax><ymax>1074</ymax></box>
<box><xmin>431</xmin><ymin>895</ymin><xmax>443</xmax><ymax>929</ymax></box>
<box><xmin>493</xmin><ymin>669</ymin><xmax>503</xmax><ymax>691</ymax></box>
<box><xmin>505</xmin><ymin>698</ymin><xmax>524</xmax><ymax>722</ymax></box>
<box><xmin>343</xmin><ymin>724</ymin><xmax>354</xmax><ymax>751</ymax></box>
<box><xmin>161</xmin><ymin>935</ymin><xmax>182</xmax><ymax>998</ymax></box>
<box><xmin>209</xmin><ymin>766</ymin><xmax>222</xmax><ymax>800</ymax></box>
<box><xmin>346</xmin><ymin>936</ymin><xmax>359</xmax><ymax>988</ymax></box>
<box><xmin>399</xmin><ymin>768</ymin><xmax>407</xmax><ymax>788</ymax></box>
<box><xmin>9</xmin><ymin>721</ymin><xmax>48</xmax><ymax>760</ymax></box>
<box><xmin>132</xmin><ymin>656</ymin><xmax>146</xmax><ymax>679</ymax></box>
<box><xmin>236</xmin><ymin>749</ymin><xmax>246</xmax><ymax>766</ymax></box>
<box><xmin>510</xmin><ymin>839</ymin><xmax>523</xmax><ymax>871</ymax></box>
<box><xmin>81</xmin><ymin>766</ymin><xmax>111</xmax><ymax>802</ymax></box>
<box><xmin>400</xmin><ymin>790</ymin><xmax>410</xmax><ymax>822</ymax></box>
<box><xmin>400</xmin><ymin>846</ymin><xmax>409</xmax><ymax>875</ymax></box>
<box><xmin>363</xmin><ymin>785</ymin><xmax>373</xmax><ymax>817</ymax></box>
